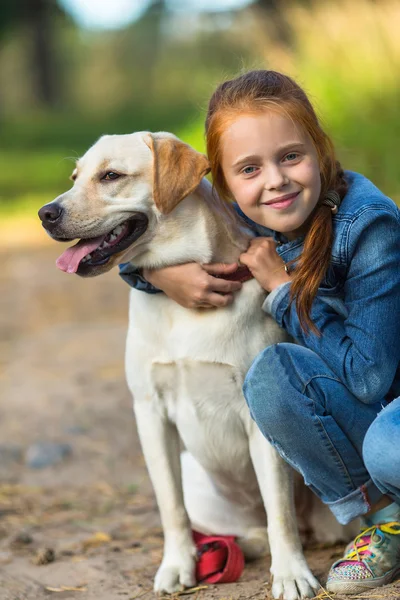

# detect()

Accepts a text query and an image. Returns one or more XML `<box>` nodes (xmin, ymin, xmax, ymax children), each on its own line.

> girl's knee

<box><xmin>243</xmin><ymin>342</ymin><xmax>304</xmax><ymax>431</ymax></box>
<box><xmin>363</xmin><ymin>404</ymin><xmax>400</xmax><ymax>484</ymax></box>
<box><xmin>244</xmin><ymin>342</ymin><xmax>325</xmax><ymax>402</ymax></box>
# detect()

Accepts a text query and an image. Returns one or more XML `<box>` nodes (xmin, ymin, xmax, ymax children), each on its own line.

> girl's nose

<box><xmin>264</xmin><ymin>165</ymin><xmax>288</xmax><ymax>190</ymax></box>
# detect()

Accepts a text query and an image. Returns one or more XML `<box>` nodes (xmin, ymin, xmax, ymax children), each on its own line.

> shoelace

<box><xmin>345</xmin><ymin>521</ymin><xmax>400</xmax><ymax>563</ymax></box>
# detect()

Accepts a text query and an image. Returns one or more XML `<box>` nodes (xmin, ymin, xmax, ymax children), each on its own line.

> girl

<box><xmin>121</xmin><ymin>70</ymin><xmax>400</xmax><ymax>594</ymax></box>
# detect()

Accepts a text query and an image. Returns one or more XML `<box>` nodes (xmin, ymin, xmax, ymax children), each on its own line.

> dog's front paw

<box><xmin>154</xmin><ymin>555</ymin><xmax>196</xmax><ymax>594</ymax></box>
<box><xmin>271</xmin><ymin>559</ymin><xmax>320</xmax><ymax>600</ymax></box>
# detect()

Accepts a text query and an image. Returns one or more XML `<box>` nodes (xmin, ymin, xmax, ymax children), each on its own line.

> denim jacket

<box><xmin>119</xmin><ymin>171</ymin><xmax>400</xmax><ymax>405</ymax></box>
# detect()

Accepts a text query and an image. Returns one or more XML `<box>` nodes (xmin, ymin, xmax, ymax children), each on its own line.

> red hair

<box><xmin>206</xmin><ymin>70</ymin><xmax>347</xmax><ymax>334</ymax></box>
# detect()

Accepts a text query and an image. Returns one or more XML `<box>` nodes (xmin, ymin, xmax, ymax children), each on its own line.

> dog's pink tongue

<box><xmin>56</xmin><ymin>236</ymin><xmax>105</xmax><ymax>273</ymax></box>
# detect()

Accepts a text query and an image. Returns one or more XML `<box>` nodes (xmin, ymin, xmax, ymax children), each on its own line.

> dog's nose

<box><xmin>38</xmin><ymin>203</ymin><xmax>63</xmax><ymax>226</ymax></box>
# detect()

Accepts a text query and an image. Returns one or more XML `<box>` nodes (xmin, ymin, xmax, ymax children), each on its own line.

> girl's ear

<box><xmin>144</xmin><ymin>133</ymin><xmax>211</xmax><ymax>214</ymax></box>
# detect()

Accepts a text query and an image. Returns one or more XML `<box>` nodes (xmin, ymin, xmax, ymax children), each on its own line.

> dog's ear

<box><xmin>144</xmin><ymin>133</ymin><xmax>211</xmax><ymax>214</ymax></box>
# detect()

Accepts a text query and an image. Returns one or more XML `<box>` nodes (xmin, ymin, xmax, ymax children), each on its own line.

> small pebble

<box><xmin>10</xmin><ymin>531</ymin><xmax>33</xmax><ymax>548</ymax></box>
<box><xmin>25</xmin><ymin>442</ymin><xmax>72</xmax><ymax>469</ymax></box>
<box><xmin>33</xmin><ymin>547</ymin><xmax>55</xmax><ymax>565</ymax></box>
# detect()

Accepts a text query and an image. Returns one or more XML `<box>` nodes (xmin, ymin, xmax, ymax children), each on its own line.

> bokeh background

<box><xmin>1</xmin><ymin>2</ymin><xmax>400</xmax><ymax>599</ymax></box>
<box><xmin>1</xmin><ymin>0</ymin><xmax>399</xmax><ymax>237</ymax></box>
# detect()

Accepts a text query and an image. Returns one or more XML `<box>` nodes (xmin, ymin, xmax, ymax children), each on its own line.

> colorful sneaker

<box><xmin>327</xmin><ymin>521</ymin><xmax>400</xmax><ymax>594</ymax></box>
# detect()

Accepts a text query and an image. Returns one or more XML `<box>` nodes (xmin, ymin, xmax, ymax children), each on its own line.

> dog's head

<box><xmin>38</xmin><ymin>132</ymin><xmax>210</xmax><ymax>276</ymax></box>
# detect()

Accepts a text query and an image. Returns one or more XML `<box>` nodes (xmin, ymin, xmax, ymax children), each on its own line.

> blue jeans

<box><xmin>363</xmin><ymin>397</ymin><xmax>400</xmax><ymax>506</ymax></box>
<box><xmin>243</xmin><ymin>342</ymin><xmax>399</xmax><ymax>525</ymax></box>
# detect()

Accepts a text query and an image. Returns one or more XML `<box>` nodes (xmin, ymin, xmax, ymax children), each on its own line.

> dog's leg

<box><xmin>134</xmin><ymin>400</ymin><xmax>196</xmax><ymax>594</ymax></box>
<box><xmin>236</xmin><ymin>527</ymin><xmax>270</xmax><ymax>560</ymax></box>
<box><xmin>249</xmin><ymin>427</ymin><xmax>320</xmax><ymax>600</ymax></box>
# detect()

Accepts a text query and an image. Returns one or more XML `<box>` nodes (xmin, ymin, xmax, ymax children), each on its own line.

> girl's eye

<box><xmin>283</xmin><ymin>152</ymin><xmax>300</xmax><ymax>162</ymax></box>
<box><xmin>102</xmin><ymin>171</ymin><xmax>120</xmax><ymax>181</ymax></box>
<box><xmin>242</xmin><ymin>166</ymin><xmax>258</xmax><ymax>175</ymax></box>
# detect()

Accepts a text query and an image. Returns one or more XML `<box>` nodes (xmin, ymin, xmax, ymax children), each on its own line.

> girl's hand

<box><xmin>143</xmin><ymin>263</ymin><xmax>243</xmax><ymax>309</ymax></box>
<box><xmin>239</xmin><ymin>237</ymin><xmax>291</xmax><ymax>292</ymax></box>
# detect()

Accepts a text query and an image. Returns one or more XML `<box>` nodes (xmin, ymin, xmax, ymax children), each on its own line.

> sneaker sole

<box><xmin>327</xmin><ymin>565</ymin><xmax>400</xmax><ymax>594</ymax></box>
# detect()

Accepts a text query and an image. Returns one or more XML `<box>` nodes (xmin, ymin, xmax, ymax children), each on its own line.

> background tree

<box><xmin>0</xmin><ymin>0</ymin><xmax>68</xmax><ymax>108</ymax></box>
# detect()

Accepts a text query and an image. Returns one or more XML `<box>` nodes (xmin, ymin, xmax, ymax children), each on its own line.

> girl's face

<box><xmin>220</xmin><ymin>111</ymin><xmax>322</xmax><ymax>240</ymax></box>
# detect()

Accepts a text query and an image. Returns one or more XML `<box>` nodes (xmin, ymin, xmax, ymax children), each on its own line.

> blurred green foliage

<box><xmin>1</xmin><ymin>0</ymin><xmax>399</xmax><ymax>218</ymax></box>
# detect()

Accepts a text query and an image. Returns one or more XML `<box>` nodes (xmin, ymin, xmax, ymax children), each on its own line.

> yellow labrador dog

<box><xmin>39</xmin><ymin>132</ymin><xmax>348</xmax><ymax>599</ymax></box>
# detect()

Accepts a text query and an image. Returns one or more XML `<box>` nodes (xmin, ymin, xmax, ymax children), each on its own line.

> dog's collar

<box><xmin>214</xmin><ymin>266</ymin><xmax>254</xmax><ymax>283</ymax></box>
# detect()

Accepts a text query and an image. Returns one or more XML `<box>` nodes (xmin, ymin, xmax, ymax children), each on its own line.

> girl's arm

<box><xmin>119</xmin><ymin>261</ymin><xmax>243</xmax><ymax>307</ymax></box>
<box><xmin>119</xmin><ymin>203</ymin><xmax>263</xmax><ymax>307</ymax></box>
<box><xmin>266</xmin><ymin>209</ymin><xmax>400</xmax><ymax>404</ymax></box>
<box><xmin>144</xmin><ymin>263</ymin><xmax>242</xmax><ymax>308</ymax></box>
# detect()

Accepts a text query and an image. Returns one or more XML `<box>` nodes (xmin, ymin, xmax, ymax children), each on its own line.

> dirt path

<box><xmin>0</xmin><ymin>244</ymin><xmax>399</xmax><ymax>600</ymax></box>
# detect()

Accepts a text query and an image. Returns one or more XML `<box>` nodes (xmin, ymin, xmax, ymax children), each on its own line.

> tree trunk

<box><xmin>25</xmin><ymin>0</ymin><xmax>59</xmax><ymax>108</ymax></box>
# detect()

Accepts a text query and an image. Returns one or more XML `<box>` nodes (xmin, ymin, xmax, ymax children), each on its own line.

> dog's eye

<box><xmin>102</xmin><ymin>172</ymin><xmax>120</xmax><ymax>181</ymax></box>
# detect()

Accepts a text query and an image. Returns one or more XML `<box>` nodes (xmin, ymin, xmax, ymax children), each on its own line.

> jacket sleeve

<box><xmin>265</xmin><ymin>208</ymin><xmax>400</xmax><ymax>404</ymax></box>
<box><xmin>118</xmin><ymin>262</ymin><xmax>162</xmax><ymax>293</ymax></box>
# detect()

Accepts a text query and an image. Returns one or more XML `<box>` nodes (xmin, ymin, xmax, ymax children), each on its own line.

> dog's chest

<box><xmin>126</xmin><ymin>280</ymin><xmax>283</xmax><ymax>368</ymax></box>
<box><xmin>126</xmin><ymin>281</ymin><xmax>288</xmax><ymax>480</ymax></box>
<box><xmin>151</xmin><ymin>357</ymin><xmax>252</xmax><ymax>477</ymax></box>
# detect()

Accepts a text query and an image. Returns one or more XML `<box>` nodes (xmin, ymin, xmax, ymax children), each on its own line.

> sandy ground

<box><xmin>1</xmin><ymin>234</ymin><xmax>399</xmax><ymax>600</ymax></box>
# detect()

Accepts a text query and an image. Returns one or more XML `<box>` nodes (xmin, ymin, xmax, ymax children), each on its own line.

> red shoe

<box><xmin>193</xmin><ymin>530</ymin><xmax>245</xmax><ymax>584</ymax></box>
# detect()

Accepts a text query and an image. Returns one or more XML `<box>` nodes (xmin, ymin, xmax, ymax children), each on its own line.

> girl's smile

<box><xmin>262</xmin><ymin>190</ymin><xmax>300</xmax><ymax>209</ymax></box>
<box><xmin>221</xmin><ymin>111</ymin><xmax>322</xmax><ymax>239</ymax></box>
